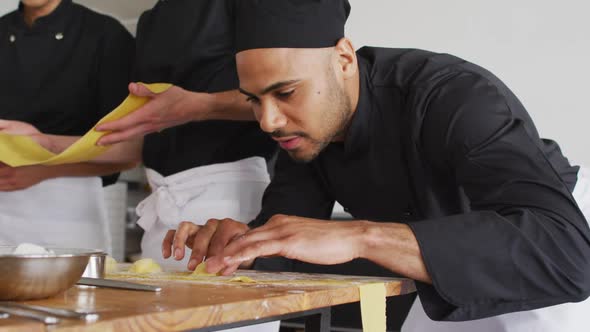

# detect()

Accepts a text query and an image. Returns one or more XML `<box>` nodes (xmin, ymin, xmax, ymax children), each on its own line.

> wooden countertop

<box><xmin>0</xmin><ymin>269</ymin><xmax>415</xmax><ymax>332</ymax></box>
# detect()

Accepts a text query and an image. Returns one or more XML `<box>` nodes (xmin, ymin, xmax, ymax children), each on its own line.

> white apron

<box><xmin>137</xmin><ymin>156</ymin><xmax>279</xmax><ymax>332</ymax></box>
<box><xmin>402</xmin><ymin>166</ymin><xmax>590</xmax><ymax>332</ymax></box>
<box><xmin>0</xmin><ymin>176</ymin><xmax>111</xmax><ymax>252</ymax></box>
<box><xmin>137</xmin><ymin>156</ymin><xmax>272</xmax><ymax>267</ymax></box>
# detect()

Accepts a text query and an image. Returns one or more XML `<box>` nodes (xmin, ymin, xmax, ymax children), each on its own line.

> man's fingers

<box><xmin>97</xmin><ymin>123</ymin><xmax>155</xmax><ymax>145</ymax></box>
<box><xmin>95</xmin><ymin>106</ymin><xmax>152</xmax><ymax>133</ymax></box>
<box><xmin>205</xmin><ymin>230</ymin><xmax>286</xmax><ymax>275</ymax></box>
<box><xmin>226</xmin><ymin>225</ymin><xmax>288</xmax><ymax>251</ymax></box>
<box><xmin>229</xmin><ymin>240</ymin><xmax>285</xmax><ymax>265</ymax></box>
<box><xmin>218</xmin><ymin>261</ymin><xmax>241</xmax><ymax>276</ymax></box>
<box><xmin>205</xmin><ymin>255</ymin><xmax>233</xmax><ymax>275</ymax></box>
<box><xmin>240</xmin><ymin>222</ymin><xmax>286</xmax><ymax>238</ymax></box>
<box><xmin>242</xmin><ymin>215</ymin><xmax>294</xmax><ymax>236</ymax></box>
<box><xmin>0</xmin><ymin>167</ymin><xmax>13</xmax><ymax>178</ymax></box>
<box><xmin>0</xmin><ymin>119</ymin><xmax>16</xmax><ymax>129</ymax></box>
<box><xmin>207</xmin><ymin>220</ymin><xmax>248</xmax><ymax>257</ymax></box>
<box><xmin>0</xmin><ymin>182</ymin><xmax>17</xmax><ymax>191</ymax></box>
<box><xmin>162</xmin><ymin>230</ymin><xmax>176</xmax><ymax>259</ymax></box>
<box><xmin>187</xmin><ymin>220</ymin><xmax>219</xmax><ymax>270</ymax></box>
<box><xmin>217</xmin><ymin>257</ymin><xmax>256</xmax><ymax>276</ymax></box>
<box><xmin>172</xmin><ymin>222</ymin><xmax>200</xmax><ymax>261</ymax></box>
<box><xmin>212</xmin><ymin>240</ymin><xmax>285</xmax><ymax>276</ymax></box>
<box><xmin>96</xmin><ymin>85</ymin><xmax>162</xmax><ymax>133</ymax></box>
<box><xmin>129</xmin><ymin>82</ymin><xmax>158</xmax><ymax>98</ymax></box>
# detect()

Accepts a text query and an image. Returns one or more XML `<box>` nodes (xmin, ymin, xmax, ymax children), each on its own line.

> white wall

<box><xmin>0</xmin><ymin>0</ymin><xmax>18</xmax><ymax>16</ymax></box>
<box><xmin>346</xmin><ymin>0</ymin><xmax>590</xmax><ymax>165</ymax></box>
<box><xmin>0</xmin><ymin>0</ymin><xmax>155</xmax><ymax>33</ymax></box>
<box><xmin>3</xmin><ymin>0</ymin><xmax>589</xmax><ymax>164</ymax></box>
<box><xmin>75</xmin><ymin>0</ymin><xmax>157</xmax><ymax>34</ymax></box>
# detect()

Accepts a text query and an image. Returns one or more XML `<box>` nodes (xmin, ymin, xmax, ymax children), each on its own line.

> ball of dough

<box><xmin>128</xmin><ymin>258</ymin><xmax>162</xmax><ymax>274</ymax></box>
<box><xmin>192</xmin><ymin>261</ymin><xmax>216</xmax><ymax>276</ymax></box>
<box><xmin>12</xmin><ymin>243</ymin><xmax>55</xmax><ymax>255</ymax></box>
<box><xmin>105</xmin><ymin>256</ymin><xmax>118</xmax><ymax>274</ymax></box>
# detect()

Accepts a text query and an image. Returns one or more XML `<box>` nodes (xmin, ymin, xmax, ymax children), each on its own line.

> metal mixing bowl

<box><xmin>0</xmin><ymin>246</ymin><xmax>103</xmax><ymax>301</ymax></box>
<box><xmin>81</xmin><ymin>252</ymin><xmax>106</xmax><ymax>279</ymax></box>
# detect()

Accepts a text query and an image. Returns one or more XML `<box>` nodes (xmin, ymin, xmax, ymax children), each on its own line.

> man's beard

<box><xmin>288</xmin><ymin>138</ymin><xmax>329</xmax><ymax>164</ymax></box>
<box><xmin>287</xmin><ymin>74</ymin><xmax>352</xmax><ymax>163</ymax></box>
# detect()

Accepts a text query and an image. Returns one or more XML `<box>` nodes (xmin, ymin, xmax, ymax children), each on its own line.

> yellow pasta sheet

<box><xmin>360</xmin><ymin>283</ymin><xmax>387</xmax><ymax>332</ymax></box>
<box><xmin>0</xmin><ymin>83</ymin><xmax>171</xmax><ymax>167</ymax></box>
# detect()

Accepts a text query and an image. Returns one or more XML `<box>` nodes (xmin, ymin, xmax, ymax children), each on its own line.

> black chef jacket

<box><xmin>252</xmin><ymin>47</ymin><xmax>590</xmax><ymax>322</ymax></box>
<box><xmin>0</xmin><ymin>0</ymin><xmax>134</xmax><ymax>185</ymax></box>
<box><xmin>134</xmin><ymin>0</ymin><xmax>275</xmax><ymax>176</ymax></box>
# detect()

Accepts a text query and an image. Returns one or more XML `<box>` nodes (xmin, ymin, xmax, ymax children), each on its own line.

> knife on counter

<box><xmin>77</xmin><ymin>277</ymin><xmax>162</xmax><ymax>292</ymax></box>
<box><xmin>0</xmin><ymin>304</ymin><xmax>60</xmax><ymax>324</ymax></box>
<box><xmin>0</xmin><ymin>302</ymin><xmax>98</xmax><ymax>322</ymax></box>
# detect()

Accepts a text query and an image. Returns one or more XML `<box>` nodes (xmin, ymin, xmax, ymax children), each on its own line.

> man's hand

<box><xmin>96</xmin><ymin>83</ymin><xmax>210</xmax><ymax>145</ymax></box>
<box><xmin>175</xmin><ymin>214</ymin><xmax>433</xmax><ymax>283</ymax></box>
<box><xmin>162</xmin><ymin>218</ymin><xmax>250</xmax><ymax>271</ymax></box>
<box><xmin>206</xmin><ymin>215</ymin><xmax>369</xmax><ymax>275</ymax></box>
<box><xmin>0</xmin><ymin>119</ymin><xmax>40</xmax><ymax>136</ymax></box>
<box><xmin>0</xmin><ymin>119</ymin><xmax>53</xmax><ymax>151</ymax></box>
<box><xmin>0</xmin><ymin>164</ymin><xmax>48</xmax><ymax>191</ymax></box>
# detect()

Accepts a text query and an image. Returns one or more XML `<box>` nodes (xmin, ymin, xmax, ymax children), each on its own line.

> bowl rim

<box><xmin>0</xmin><ymin>246</ymin><xmax>105</xmax><ymax>258</ymax></box>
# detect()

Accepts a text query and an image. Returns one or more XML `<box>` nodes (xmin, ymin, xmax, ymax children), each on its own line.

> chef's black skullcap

<box><xmin>236</xmin><ymin>0</ymin><xmax>351</xmax><ymax>53</ymax></box>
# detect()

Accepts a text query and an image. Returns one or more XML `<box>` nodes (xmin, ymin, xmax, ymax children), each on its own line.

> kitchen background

<box><xmin>1</xmin><ymin>0</ymin><xmax>589</xmax><ymax>261</ymax></box>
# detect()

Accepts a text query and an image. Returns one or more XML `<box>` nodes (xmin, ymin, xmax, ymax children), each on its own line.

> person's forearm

<box><xmin>359</xmin><ymin>221</ymin><xmax>432</xmax><ymax>283</ymax></box>
<box><xmin>41</xmin><ymin>161</ymin><xmax>138</xmax><ymax>179</ymax></box>
<box><xmin>42</xmin><ymin>134</ymin><xmax>77</xmax><ymax>153</ymax></box>
<box><xmin>189</xmin><ymin>90</ymin><xmax>256</xmax><ymax>122</ymax></box>
<box><xmin>44</xmin><ymin>135</ymin><xmax>143</xmax><ymax>163</ymax></box>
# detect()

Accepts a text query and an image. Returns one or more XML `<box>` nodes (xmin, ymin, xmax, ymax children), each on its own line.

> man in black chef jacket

<box><xmin>166</xmin><ymin>0</ymin><xmax>590</xmax><ymax>331</ymax></box>
<box><xmin>0</xmin><ymin>0</ymin><xmax>134</xmax><ymax>186</ymax></box>
<box><xmin>131</xmin><ymin>2</ymin><xmax>278</xmax><ymax>332</ymax></box>
<box><xmin>0</xmin><ymin>0</ymin><xmax>135</xmax><ymax>251</ymax></box>
<box><xmin>131</xmin><ymin>0</ymin><xmax>276</xmax><ymax>270</ymax></box>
